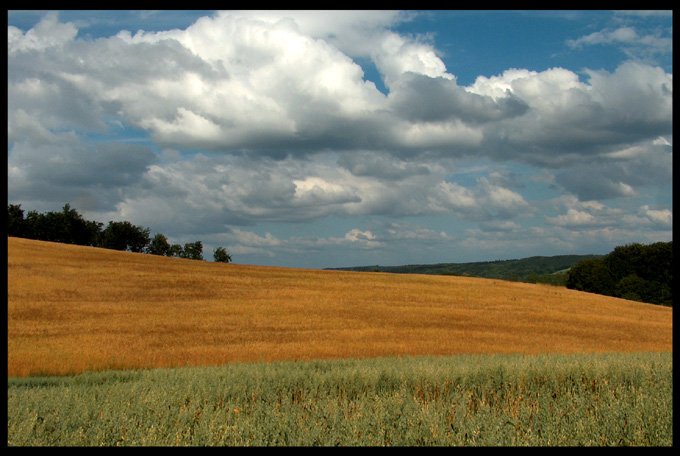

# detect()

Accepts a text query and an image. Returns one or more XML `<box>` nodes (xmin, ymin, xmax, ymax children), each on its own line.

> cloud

<box><xmin>568</xmin><ymin>26</ymin><xmax>637</xmax><ymax>47</ymax></box>
<box><xmin>293</xmin><ymin>176</ymin><xmax>362</xmax><ymax>208</ymax></box>
<box><xmin>566</xmin><ymin>25</ymin><xmax>673</xmax><ymax>60</ymax></box>
<box><xmin>388</xmin><ymin>72</ymin><xmax>529</xmax><ymax>123</ymax></box>
<box><xmin>371</xmin><ymin>30</ymin><xmax>452</xmax><ymax>90</ymax></box>
<box><xmin>112</xmin><ymin>13</ymin><xmax>391</xmax><ymax>153</ymax></box>
<box><xmin>223</xmin><ymin>227</ymin><xmax>386</xmax><ymax>259</ymax></box>
<box><xmin>341</xmin><ymin>229</ymin><xmax>384</xmax><ymax>249</ymax></box>
<box><xmin>428</xmin><ymin>175</ymin><xmax>534</xmax><ymax>222</ymax></box>
<box><xmin>6</xmin><ymin>11</ymin><xmax>672</xmax><ymax>267</ymax></box>
<box><xmin>337</xmin><ymin>151</ymin><xmax>431</xmax><ymax>180</ymax></box>
<box><xmin>554</xmin><ymin>137</ymin><xmax>672</xmax><ymax>200</ymax></box>
<box><xmin>7</xmin><ymin>119</ymin><xmax>156</xmax><ymax>212</ymax></box>
<box><xmin>637</xmin><ymin>205</ymin><xmax>673</xmax><ymax>229</ymax></box>
<box><xmin>583</xmin><ymin>62</ymin><xmax>672</xmax><ymax>133</ymax></box>
<box><xmin>7</xmin><ymin>11</ymin><xmax>77</xmax><ymax>54</ymax></box>
<box><xmin>555</xmin><ymin>169</ymin><xmax>638</xmax><ymax>201</ymax></box>
<box><xmin>229</xmin><ymin>228</ymin><xmax>282</xmax><ymax>247</ymax></box>
<box><xmin>614</xmin><ymin>10</ymin><xmax>673</xmax><ymax>18</ymax></box>
<box><xmin>547</xmin><ymin>208</ymin><xmax>601</xmax><ymax>228</ymax></box>
<box><xmin>9</xmin><ymin>12</ymin><xmax>672</xmax><ymax>164</ymax></box>
<box><xmin>469</xmin><ymin>63</ymin><xmax>671</xmax><ymax>168</ymax></box>
<box><xmin>384</xmin><ymin>222</ymin><xmax>452</xmax><ymax>242</ymax></box>
<box><xmin>545</xmin><ymin>197</ymin><xmax>625</xmax><ymax>230</ymax></box>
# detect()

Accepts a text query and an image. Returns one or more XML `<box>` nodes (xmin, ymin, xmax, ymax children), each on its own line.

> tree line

<box><xmin>566</xmin><ymin>241</ymin><xmax>672</xmax><ymax>306</ymax></box>
<box><xmin>329</xmin><ymin>254</ymin><xmax>601</xmax><ymax>287</ymax></box>
<box><xmin>7</xmin><ymin>203</ymin><xmax>232</xmax><ymax>263</ymax></box>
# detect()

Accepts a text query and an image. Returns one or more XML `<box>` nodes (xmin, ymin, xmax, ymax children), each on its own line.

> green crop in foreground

<box><xmin>7</xmin><ymin>352</ymin><xmax>672</xmax><ymax>446</ymax></box>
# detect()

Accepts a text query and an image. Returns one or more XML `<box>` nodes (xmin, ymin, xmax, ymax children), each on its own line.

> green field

<box><xmin>8</xmin><ymin>352</ymin><xmax>672</xmax><ymax>446</ymax></box>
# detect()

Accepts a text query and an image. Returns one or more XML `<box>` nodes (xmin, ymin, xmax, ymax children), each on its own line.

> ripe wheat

<box><xmin>7</xmin><ymin>237</ymin><xmax>673</xmax><ymax>377</ymax></box>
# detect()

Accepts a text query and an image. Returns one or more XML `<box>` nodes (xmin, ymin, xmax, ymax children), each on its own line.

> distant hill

<box><xmin>326</xmin><ymin>254</ymin><xmax>603</xmax><ymax>285</ymax></box>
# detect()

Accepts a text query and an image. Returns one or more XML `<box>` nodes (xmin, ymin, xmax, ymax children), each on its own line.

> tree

<box><xmin>615</xmin><ymin>274</ymin><xmax>649</xmax><ymax>303</ymax></box>
<box><xmin>147</xmin><ymin>233</ymin><xmax>172</xmax><ymax>256</ymax></box>
<box><xmin>24</xmin><ymin>209</ymin><xmax>62</xmax><ymax>243</ymax></box>
<box><xmin>567</xmin><ymin>241</ymin><xmax>672</xmax><ymax>306</ymax></box>
<box><xmin>7</xmin><ymin>204</ymin><xmax>28</xmax><ymax>238</ymax></box>
<box><xmin>181</xmin><ymin>241</ymin><xmax>203</xmax><ymax>260</ymax></box>
<box><xmin>101</xmin><ymin>221</ymin><xmax>150</xmax><ymax>253</ymax></box>
<box><xmin>639</xmin><ymin>241</ymin><xmax>672</xmax><ymax>287</ymax></box>
<box><xmin>604</xmin><ymin>243</ymin><xmax>644</xmax><ymax>283</ymax></box>
<box><xmin>566</xmin><ymin>258</ymin><xmax>615</xmax><ymax>296</ymax></box>
<box><xmin>213</xmin><ymin>246</ymin><xmax>232</xmax><ymax>263</ymax></box>
<box><xmin>8</xmin><ymin>202</ymin><xmax>221</xmax><ymax>266</ymax></box>
<box><xmin>15</xmin><ymin>204</ymin><xmax>102</xmax><ymax>246</ymax></box>
<box><xmin>59</xmin><ymin>203</ymin><xmax>102</xmax><ymax>246</ymax></box>
<box><xmin>169</xmin><ymin>244</ymin><xmax>184</xmax><ymax>258</ymax></box>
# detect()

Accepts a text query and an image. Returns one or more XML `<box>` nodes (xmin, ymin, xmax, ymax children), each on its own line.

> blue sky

<box><xmin>8</xmin><ymin>10</ymin><xmax>673</xmax><ymax>268</ymax></box>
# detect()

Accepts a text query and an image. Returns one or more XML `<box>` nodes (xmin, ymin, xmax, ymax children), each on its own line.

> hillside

<box><xmin>327</xmin><ymin>254</ymin><xmax>602</xmax><ymax>282</ymax></box>
<box><xmin>7</xmin><ymin>237</ymin><xmax>673</xmax><ymax>377</ymax></box>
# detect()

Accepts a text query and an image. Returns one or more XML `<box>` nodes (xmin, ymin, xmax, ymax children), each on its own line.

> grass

<box><xmin>7</xmin><ymin>237</ymin><xmax>672</xmax><ymax>377</ymax></box>
<box><xmin>7</xmin><ymin>352</ymin><xmax>673</xmax><ymax>446</ymax></box>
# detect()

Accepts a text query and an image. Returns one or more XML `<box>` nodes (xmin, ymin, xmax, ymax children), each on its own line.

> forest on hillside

<box><xmin>328</xmin><ymin>255</ymin><xmax>602</xmax><ymax>286</ymax></box>
<box><xmin>7</xmin><ymin>203</ymin><xmax>232</xmax><ymax>263</ymax></box>
<box><xmin>566</xmin><ymin>242</ymin><xmax>672</xmax><ymax>306</ymax></box>
<box><xmin>330</xmin><ymin>241</ymin><xmax>672</xmax><ymax>307</ymax></box>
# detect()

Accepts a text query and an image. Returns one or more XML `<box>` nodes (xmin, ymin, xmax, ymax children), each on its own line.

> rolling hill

<box><xmin>326</xmin><ymin>254</ymin><xmax>602</xmax><ymax>282</ymax></box>
<box><xmin>7</xmin><ymin>237</ymin><xmax>673</xmax><ymax>377</ymax></box>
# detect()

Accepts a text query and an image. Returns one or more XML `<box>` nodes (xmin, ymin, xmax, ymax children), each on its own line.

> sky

<box><xmin>7</xmin><ymin>10</ymin><xmax>673</xmax><ymax>269</ymax></box>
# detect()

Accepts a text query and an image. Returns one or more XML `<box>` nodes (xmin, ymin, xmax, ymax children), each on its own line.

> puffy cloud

<box><xmin>8</xmin><ymin>12</ymin><xmax>672</xmax><ymax>164</ymax></box>
<box><xmin>293</xmin><ymin>176</ymin><xmax>362</xmax><ymax>208</ymax></box>
<box><xmin>638</xmin><ymin>206</ymin><xmax>672</xmax><ymax>228</ymax></box>
<box><xmin>554</xmin><ymin>136</ymin><xmax>672</xmax><ymax>201</ymax></box>
<box><xmin>7</xmin><ymin>11</ymin><xmax>77</xmax><ymax>54</ymax></box>
<box><xmin>429</xmin><ymin>177</ymin><xmax>533</xmax><ymax>222</ymax></box>
<box><xmin>224</xmin><ymin>10</ymin><xmax>411</xmax><ymax>58</ymax></box>
<box><xmin>371</xmin><ymin>30</ymin><xmax>452</xmax><ymax>90</ymax></box>
<box><xmin>58</xmin><ymin>146</ymin><xmax>537</xmax><ymax>243</ymax></box>
<box><xmin>545</xmin><ymin>197</ymin><xmax>627</xmax><ymax>230</ymax></box>
<box><xmin>229</xmin><ymin>228</ymin><xmax>282</xmax><ymax>247</ymax></box>
<box><xmin>110</xmin><ymin>13</ymin><xmax>389</xmax><ymax>152</ymax></box>
<box><xmin>584</xmin><ymin>62</ymin><xmax>672</xmax><ymax>134</ymax></box>
<box><xmin>7</xmin><ymin>123</ymin><xmax>156</xmax><ymax>212</ymax></box>
<box><xmin>470</xmin><ymin>63</ymin><xmax>672</xmax><ymax>167</ymax></box>
<box><xmin>622</xmin><ymin>205</ymin><xmax>673</xmax><ymax>230</ymax></box>
<box><xmin>388</xmin><ymin>72</ymin><xmax>528</xmax><ymax>123</ymax></box>
<box><xmin>6</xmin><ymin>11</ymin><xmax>672</xmax><ymax>267</ymax></box>
<box><xmin>547</xmin><ymin>208</ymin><xmax>600</xmax><ymax>228</ymax></box>
<box><xmin>341</xmin><ymin>229</ymin><xmax>384</xmax><ymax>249</ymax></box>
<box><xmin>555</xmin><ymin>169</ymin><xmax>638</xmax><ymax>201</ymax></box>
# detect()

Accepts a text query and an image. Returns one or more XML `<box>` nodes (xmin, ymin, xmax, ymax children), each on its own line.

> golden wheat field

<box><xmin>7</xmin><ymin>237</ymin><xmax>672</xmax><ymax>377</ymax></box>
